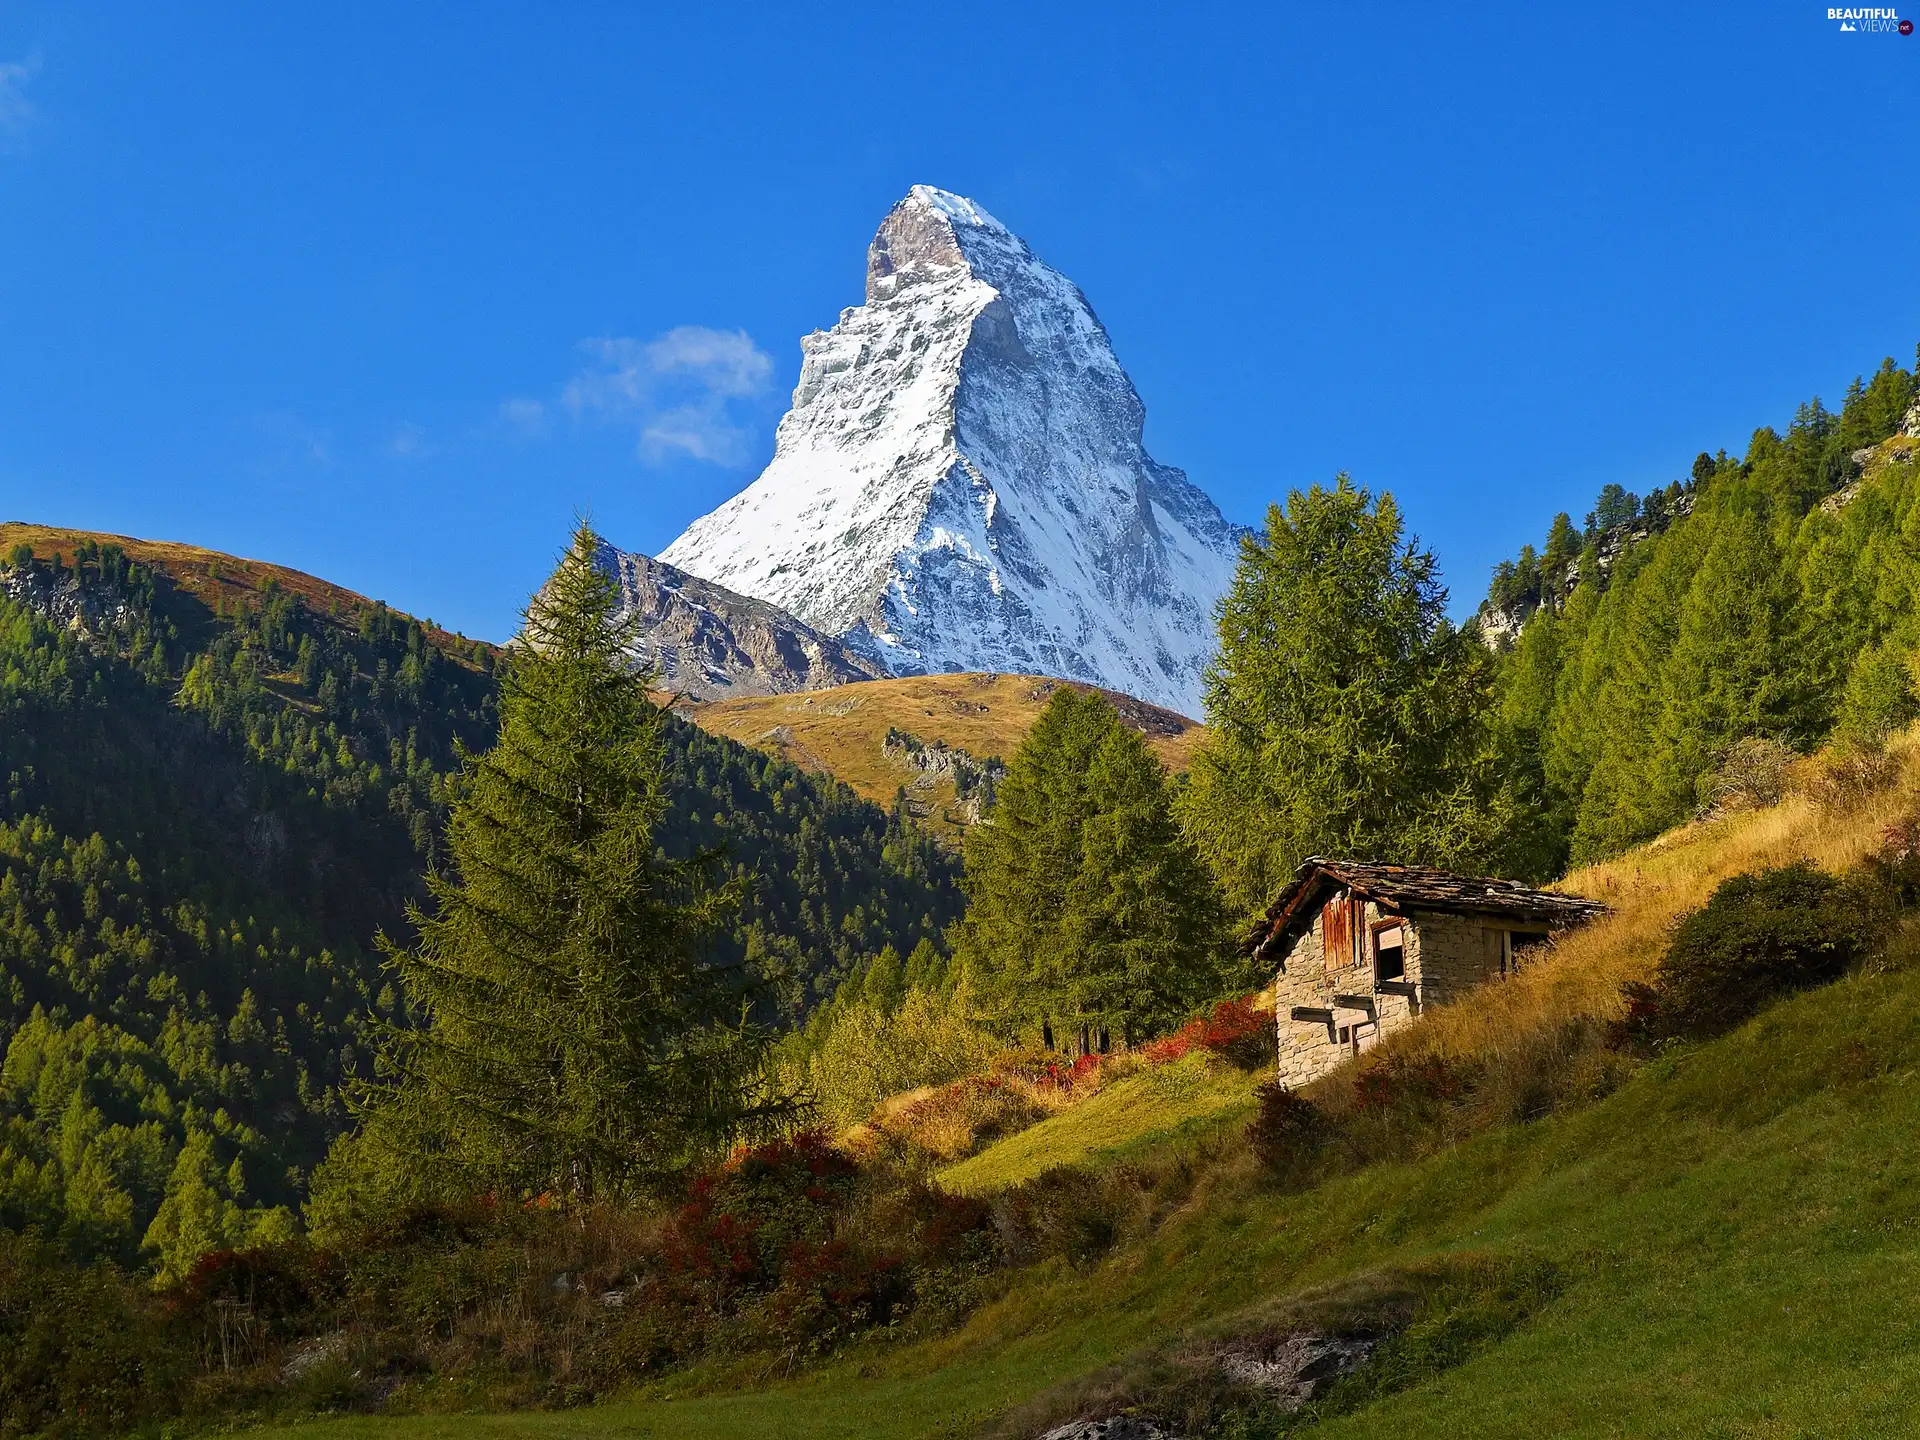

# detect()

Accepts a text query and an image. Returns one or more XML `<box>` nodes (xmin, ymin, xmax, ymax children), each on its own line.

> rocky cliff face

<box><xmin>652</xmin><ymin>185</ymin><xmax>1243</xmax><ymax>718</ymax></box>
<box><xmin>594</xmin><ymin>543</ymin><xmax>884</xmax><ymax>701</ymax></box>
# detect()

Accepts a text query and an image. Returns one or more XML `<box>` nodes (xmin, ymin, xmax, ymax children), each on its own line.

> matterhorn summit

<box><xmin>653</xmin><ymin>184</ymin><xmax>1244</xmax><ymax>716</ymax></box>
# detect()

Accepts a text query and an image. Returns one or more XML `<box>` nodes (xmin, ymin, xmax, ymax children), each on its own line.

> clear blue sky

<box><xmin>2</xmin><ymin>3</ymin><xmax>1916</xmax><ymax>642</ymax></box>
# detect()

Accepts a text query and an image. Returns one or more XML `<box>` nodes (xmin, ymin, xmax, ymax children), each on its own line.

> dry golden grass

<box><xmin>848</xmin><ymin>1056</ymin><xmax>1110</xmax><ymax>1167</ymax></box>
<box><xmin>1388</xmin><ymin>730</ymin><xmax>1919</xmax><ymax>1068</ymax></box>
<box><xmin>679</xmin><ymin>672</ymin><xmax>1203</xmax><ymax>838</ymax></box>
<box><xmin>0</xmin><ymin>521</ymin><xmax>491</xmax><ymax>662</ymax></box>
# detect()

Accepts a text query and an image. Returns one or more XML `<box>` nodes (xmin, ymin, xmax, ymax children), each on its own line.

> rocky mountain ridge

<box><xmin>595</xmin><ymin>543</ymin><xmax>884</xmax><ymax>700</ymax></box>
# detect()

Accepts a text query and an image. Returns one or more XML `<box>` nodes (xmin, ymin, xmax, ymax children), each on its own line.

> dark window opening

<box><xmin>1374</xmin><ymin>924</ymin><xmax>1406</xmax><ymax>983</ymax></box>
<box><xmin>1502</xmin><ymin>930</ymin><xmax>1551</xmax><ymax>975</ymax></box>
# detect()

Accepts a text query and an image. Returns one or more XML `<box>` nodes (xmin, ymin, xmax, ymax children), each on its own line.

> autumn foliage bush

<box><xmin>1246</xmin><ymin>1083</ymin><xmax>1326</xmax><ymax>1183</ymax></box>
<box><xmin>1350</xmin><ymin>1054</ymin><xmax>1476</xmax><ymax>1114</ymax></box>
<box><xmin>1140</xmin><ymin>995</ymin><xmax>1274</xmax><ymax>1069</ymax></box>
<box><xmin>584</xmin><ymin>1131</ymin><xmax>1000</xmax><ymax>1370</ymax></box>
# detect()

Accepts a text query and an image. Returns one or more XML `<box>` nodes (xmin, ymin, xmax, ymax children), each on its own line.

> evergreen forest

<box><xmin>0</xmin><ymin>537</ymin><xmax>958</xmax><ymax>1273</ymax></box>
<box><xmin>1480</xmin><ymin>353</ymin><xmax>1920</xmax><ymax>870</ymax></box>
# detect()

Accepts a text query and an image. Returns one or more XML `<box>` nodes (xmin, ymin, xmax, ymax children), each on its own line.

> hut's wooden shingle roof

<box><xmin>1247</xmin><ymin>857</ymin><xmax>1607</xmax><ymax>960</ymax></box>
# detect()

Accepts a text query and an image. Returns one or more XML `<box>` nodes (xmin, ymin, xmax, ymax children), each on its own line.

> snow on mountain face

<box><xmin>657</xmin><ymin>184</ymin><xmax>1244</xmax><ymax>717</ymax></box>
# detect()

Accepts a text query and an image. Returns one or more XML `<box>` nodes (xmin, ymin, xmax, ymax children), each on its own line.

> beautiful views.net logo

<box><xmin>1829</xmin><ymin>7</ymin><xmax>1913</xmax><ymax>31</ymax></box>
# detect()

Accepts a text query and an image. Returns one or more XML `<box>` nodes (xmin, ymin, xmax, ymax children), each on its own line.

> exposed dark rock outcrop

<box><xmin>594</xmin><ymin>544</ymin><xmax>885</xmax><ymax>701</ymax></box>
<box><xmin>882</xmin><ymin>727</ymin><xmax>1005</xmax><ymax>823</ymax></box>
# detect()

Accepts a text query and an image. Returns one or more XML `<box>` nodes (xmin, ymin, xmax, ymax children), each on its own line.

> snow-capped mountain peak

<box><xmin>653</xmin><ymin>184</ymin><xmax>1244</xmax><ymax>717</ymax></box>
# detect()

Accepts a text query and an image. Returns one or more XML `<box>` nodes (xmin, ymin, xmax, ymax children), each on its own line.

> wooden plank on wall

<box><xmin>1321</xmin><ymin>895</ymin><xmax>1348</xmax><ymax>960</ymax></box>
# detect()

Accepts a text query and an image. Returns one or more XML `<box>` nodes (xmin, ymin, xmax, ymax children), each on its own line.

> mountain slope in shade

<box><xmin>596</xmin><ymin>543</ymin><xmax>884</xmax><ymax>700</ymax></box>
<box><xmin>654</xmin><ymin>185</ymin><xmax>1244</xmax><ymax>716</ymax></box>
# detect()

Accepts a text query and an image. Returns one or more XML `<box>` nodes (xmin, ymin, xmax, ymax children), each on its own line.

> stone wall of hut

<box><xmin>1271</xmin><ymin>904</ymin><xmax>1522</xmax><ymax>1088</ymax></box>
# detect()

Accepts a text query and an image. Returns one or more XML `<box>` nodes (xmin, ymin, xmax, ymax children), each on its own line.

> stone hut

<box><xmin>1248</xmin><ymin>858</ymin><xmax>1607</xmax><ymax>1088</ymax></box>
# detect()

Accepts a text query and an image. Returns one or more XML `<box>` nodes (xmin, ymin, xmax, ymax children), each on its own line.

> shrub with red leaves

<box><xmin>1247</xmin><ymin>1082</ymin><xmax>1326</xmax><ymax>1179</ymax></box>
<box><xmin>163</xmin><ymin>1244</ymin><xmax>344</xmax><ymax>1370</ymax></box>
<box><xmin>1009</xmin><ymin>1053</ymin><xmax>1105</xmax><ymax>1094</ymax></box>
<box><xmin>1142</xmin><ymin>995</ymin><xmax>1274</xmax><ymax>1069</ymax></box>
<box><xmin>1608</xmin><ymin>980</ymin><xmax>1664</xmax><ymax>1050</ymax></box>
<box><xmin>640</xmin><ymin>1134</ymin><xmax>998</xmax><ymax>1361</ymax></box>
<box><xmin>1866</xmin><ymin>811</ymin><xmax>1920</xmax><ymax>907</ymax></box>
<box><xmin>661</xmin><ymin>1130</ymin><xmax>861</xmax><ymax>1297</ymax></box>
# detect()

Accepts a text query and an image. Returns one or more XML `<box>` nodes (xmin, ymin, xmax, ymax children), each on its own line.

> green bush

<box><xmin>0</xmin><ymin>1231</ymin><xmax>182</xmax><ymax>1438</ymax></box>
<box><xmin>1627</xmin><ymin>862</ymin><xmax>1870</xmax><ymax>1041</ymax></box>
<box><xmin>804</xmin><ymin>989</ymin><xmax>1003</xmax><ymax>1128</ymax></box>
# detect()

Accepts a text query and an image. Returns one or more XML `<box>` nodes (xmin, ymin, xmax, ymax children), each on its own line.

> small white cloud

<box><xmin>499</xmin><ymin>397</ymin><xmax>547</xmax><ymax>432</ymax></box>
<box><xmin>641</xmin><ymin>406</ymin><xmax>747</xmax><ymax>464</ymax></box>
<box><xmin>638</xmin><ymin>326</ymin><xmax>774</xmax><ymax>398</ymax></box>
<box><xmin>559</xmin><ymin>326</ymin><xmax>773</xmax><ymax>467</ymax></box>
<box><xmin>390</xmin><ymin>421</ymin><xmax>429</xmax><ymax>457</ymax></box>
<box><xmin>244</xmin><ymin>411</ymin><xmax>333</xmax><ymax>481</ymax></box>
<box><xmin>0</xmin><ymin>55</ymin><xmax>40</xmax><ymax>135</ymax></box>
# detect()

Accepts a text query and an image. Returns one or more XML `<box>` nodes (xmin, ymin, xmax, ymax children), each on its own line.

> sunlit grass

<box><xmin>934</xmin><ymin>1052</ymin><xmax>1261</xmax><ymax>1196</ymax></box>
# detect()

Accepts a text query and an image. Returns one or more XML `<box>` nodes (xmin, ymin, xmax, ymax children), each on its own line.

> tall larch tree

<box><xmin>1179</xmin><ymin>476</ymin><xmax>1516</xmax><ymax>916</ymax></box>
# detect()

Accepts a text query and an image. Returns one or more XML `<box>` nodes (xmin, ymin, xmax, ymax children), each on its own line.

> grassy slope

<box><xmin>259</xmin><ymin>961</ymin><xmax>1920</xmax><ymax>1439</ymax></box>
<box><xmin>251</xmin><ymin>757</ymin><xmax>1920</xmax><ymax>1439</ymax></box>
<box><xmin>680</xmin><ymin>673</ymin><xmax>1202</xmax><ymax>839</ymax></box>
<box><xmin>936</xmin><ymin>1054</ymin><xmax>1263</xmax><ymax>1196</ymax></box>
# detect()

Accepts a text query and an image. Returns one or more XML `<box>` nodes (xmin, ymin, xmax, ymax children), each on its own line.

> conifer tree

<box><xmin>1561</xmin><ymin>517</ymin><xmax>1702</xmax><ymax>859</ymax></box>
<box><xmin>1490</xmin><ymin>602</ymin><xmax>1573</xmax><ymax>876</ymax></box>
<box><xmin>1180</xmin><ymin>477</ymin><xmax>1514</xmax><ymax>914</ymax></box>
<box><xmin>957</xmin><ymin>687</ymin><xmax>1227</xmax><ymax>1048</ymax></box>
<box><xmin>860</xmin><ymin>944</ymin><xmax>905</xmax><ymax>1015</ymax></box>
<box><xmin>1652</xmin><ymin>502</ymin><xmax>1797</xmax><ymax>792</ymax></box>
<box><xmin>347</xmin><ymin>522</ymin><xmax>782</xmax><ymax>1203</ymax></box>
<box><xmin>1541</xmin><ymin>512</ymin><xmax>1581</xmax><ymax>604</ymax></box>
<box><xmin>903</xmin><ymin>936</ymin><xmax>946</xmax><ymax>992</ymax></box>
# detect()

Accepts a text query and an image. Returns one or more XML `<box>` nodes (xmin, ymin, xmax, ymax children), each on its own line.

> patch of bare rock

<box><xmin>1037</xmin><ymin>1330</ymin><xmax>1381</xmax><ymax>1439</ymax></box>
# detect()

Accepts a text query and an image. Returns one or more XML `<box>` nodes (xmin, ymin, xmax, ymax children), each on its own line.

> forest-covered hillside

<box><xmin>0</xmin><ymin>529</ymin><xmax>960</xmax><ymax>1271</ymax></box>
<box><xmin>1479</xmin><ymin>354</ymin><xmax>1920</xmax><ymax>869</ymax></box>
